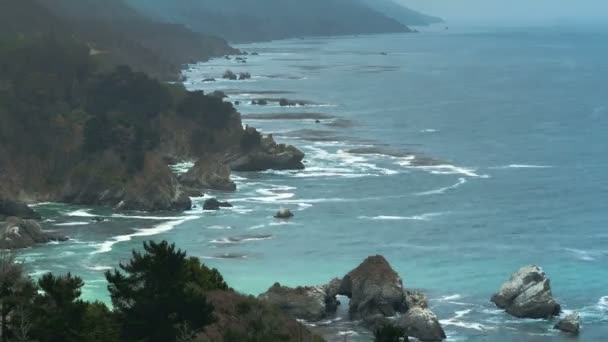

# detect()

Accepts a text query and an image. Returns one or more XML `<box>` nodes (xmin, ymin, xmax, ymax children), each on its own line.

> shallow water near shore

<box><xmin>20</xmin><ymin>28</ymin><xmax>608</xmax><ymax>340</ymax></box>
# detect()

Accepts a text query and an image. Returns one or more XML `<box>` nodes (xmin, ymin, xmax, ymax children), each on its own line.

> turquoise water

<box><xmin>21</xmin><ymin>28</ymin><xmax>608</xmax><ymax>340</ymax></box>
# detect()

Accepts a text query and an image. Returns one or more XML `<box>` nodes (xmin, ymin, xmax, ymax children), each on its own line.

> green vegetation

<box><xmin>0</xmin><ymin>0</ymin><xmax>235</xmax><ymax>80</ymax></box>
<box><xmin>126</xmin><ymin>0</ymin><xmax>411</xmax><ymax>43</ymax></box>
<box><xmin>0</xmin><ymin>242</ymin><xmax>322</xmax><ymax>342</ymax></box>
<box><xmin>0</xmin><ymin>34</ymin><xmax>243</xmax><ymax>202</ymax></box>
<box><xmin>106</xmin><ymin>241</ymin><xmax>226</xmax><ymax>341</ymax></box>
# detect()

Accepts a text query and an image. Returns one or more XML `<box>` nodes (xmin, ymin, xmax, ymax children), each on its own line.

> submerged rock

<box><xmin>0</xmin><ymin>217</ymin><xmax>67</xmax><ymax>249</ymax></box>
<box><xmin>179</xmin><ymin>157</ymin><xmax>236</xmax><ymax>192</ymax></box>
<box><xmin>397</xmin><ymin>307</ymin><xmax>446</xmax><ymax>342</ymax></box>
<box><xmin>203</xmin><ymin>198</ymin><xmax>233</xmax><ymax>211</ymax></box>
<box><xmin>491</xmin><ymin>265</ymin><xmax>561</xmax><ymax>319</ymax></box>
<box><xmin>258</xmin><ymin>283</ymin><xmax>333</xmax><ymax>321</ymax></box>
<box><xmin>554</xmin><ymin>312</ymin><xmax>580</xmax><ymax>334</ymax></box>
<box><xmin>338</xmin><ymin>255</ymin><xmax>406</xmax><ymax>319</ymax></box>
<box><xmin>223</xmin><ymin>70</ymin><xmax>237</xmax><ymax>80</ymax></box>
<box><xmin>274</xmin><ymin>209</ymin><xmax>294</xmax><ymax>219</ymax></box>
<box><xmin>0</xmin><ymin>199</ymin><xmax>41</xmax><ymax>220</ymax></box>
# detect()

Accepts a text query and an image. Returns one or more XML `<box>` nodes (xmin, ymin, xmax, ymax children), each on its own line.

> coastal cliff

<box><xmin>0</xmin><ymin>35</ymin><xmax>304</xmax><ymax>216</ymax></box>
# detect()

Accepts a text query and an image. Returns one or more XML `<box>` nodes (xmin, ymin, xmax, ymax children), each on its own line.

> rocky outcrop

<box><xmin>64</xmin><ymin>156</ymin><xmax>192</xmax><ymax>212</ymax></box>
<box><xmin>179</xmin><ymin>157</ymin><xmax>236</xmax><ymax>192</ymax></box>
<box><xmin>397</xmin><ymin>307</ymin><xmax>446</xmax><ymax>342</ymax></box>
<box><xmin>258</xmin><ymin>283</ymin><xmax>335</xmax><ymax>321</ymax></box>
<box><xmin>274</xmin><ymin>209</ymin><xmax>294</xmax><ymax>219</ymax></box>
<box><xmin>338</xmin><ymin>255</ymin><xmax>406</xmax><ymax>319</ymax></box>
<box><xmin>197</xmin><ymin>290</ymin><xmax>325</xmax><ymax>342</ymax></box>
<box><xmin>0</xmin><ymin>199</ymin><xmax>41</xmax><ymax>220</ymax></box>
<box><xmin>258</xmin><ymin>256</ymin><xmax>445</xmax><ymax>340</ymax></box>
<box><xmin>227</xmin><ymin>133</ymin><xmax>305</xmax><ymax>171</ymax></box>
<box><xmin>554</xmin><ymin>312</ymin><xmax>580</xmax><ymax>334</ymax></box>
<box><xmin>491</xmin><ymin>265</ymin><xmax>561</xmax><ymax>319</ymax></box>
<box><xmin>0</xmin><ymin>217</ymin><xmax>67</xmax><ymax>249</ymax></box>
<box><xmin>203</xmin><ymin>198</ymin><xmax>232</xmax><ymax>211</ymax></box>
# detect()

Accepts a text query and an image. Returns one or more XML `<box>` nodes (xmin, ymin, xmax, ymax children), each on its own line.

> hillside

<box><xmin>359</xmin><ymin>0</ymin><xmax>444</xmax><ymax>26</ymax></box>
<box><xmin>0</xmin><ymin>0</ymin><xmax>235</xmax><ymax>80</ymax></box>
<box><xmin>0</xmin><ymin>35</ymin><xmax>302</xmax><ymax>213</ymax></box>
<box><xmin>126</xmin><ymin>0</ymin><xmax>411</xmax><ymax>42</ymax></box>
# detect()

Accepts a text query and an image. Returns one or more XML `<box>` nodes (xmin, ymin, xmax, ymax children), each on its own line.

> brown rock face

<box><xmin>179</xmin><ymin>157</ymin><xmax>236</xmax><ymax>192</ymax></box>
<box><xmin>258</xmin><ymin>283</ymin><xmax>334</xmax><ymax>321</ymax></box>
<box><xmin>338</xmin><ymin>255</ymin><xmax>406</xmax><ymax>319</ymax></box>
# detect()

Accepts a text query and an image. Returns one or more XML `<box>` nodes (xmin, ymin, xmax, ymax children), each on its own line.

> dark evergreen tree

<box><xmin>105</xmin><ymin>240</ymin><xmax>227</xmax><ymax>342</ymax></box>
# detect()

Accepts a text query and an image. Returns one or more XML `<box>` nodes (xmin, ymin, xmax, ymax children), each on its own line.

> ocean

<box><xmin>20</xmin><ymin>27</ymin><xmax>608</xmax><ymax>341</ymax></box>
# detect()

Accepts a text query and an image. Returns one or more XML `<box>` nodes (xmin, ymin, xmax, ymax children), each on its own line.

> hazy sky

<box><xmin>399</xmin><ymin>0</ymin><xmax>608</xmax><ymax>25</ymax></box>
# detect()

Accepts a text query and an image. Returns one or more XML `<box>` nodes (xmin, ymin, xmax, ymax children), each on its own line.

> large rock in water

<box><xmin>258</xmin><ymin>283</ymin><xmax>336</xmax><ymax>321</ymax></box>
<box><xmin>397</xmin><ymin>307</ymin><xmax>446</xmax><ymax>342</ymax></box>
<box><xmin>203</xmin><ymin>198</ymin><xmax>232</xmax><ymax>211</ymax></box>
<box><xmin>0</xmin><ymin>199</ymin><xmax>41</xmax><ymax>220</ymax></box>
<box><xmin>179</xmin><ymin>157</ymin><xmax>236</xmax><ymax>192</ymax></box>
<box><xmin>226</xmin><ymin>133</ymin><xmax>305</xmax><ymax>171</ymax></box>
<box><xmin>0</xmin><ymin>217</ymin><xmax>67</xmax><ymax>249</ymax></box>
<box><xmin>338</xmin><ymin>255</ymin><xmax>406</xmax><ymax>319</ymax></box>
<box><xmin>491</xmin><ymin>265</ymin><xmax>561</xmax><ymax>319</ymax></box>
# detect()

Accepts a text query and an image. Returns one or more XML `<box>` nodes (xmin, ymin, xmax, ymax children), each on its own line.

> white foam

<box><xmin>210</xmin><ymin>235</ymin><xmax>273</xmax><ymax>244</ymax></box>
<box><xmin>492</xmin><ymin>164</ymin><xmax>553</xmax><ymax>169</ymax></box>
<box><xmin>439</xmin><ymin>294</ymin><xmax>463</xmax><ymax>301</ymax></box>
<box><xmin>207</xmin><ymin>225</ymin><xmax>233</xmax><ymax>230</ymax></box>
<box><xmin>30</xmin><ymin>202</ymin><xmax>52</xmax><ymax>207</ymax></box>
<box><xmin>565</xmin><ymin>248</ymin><xmax>597</xmax><ymax>261</ymax></box>
<box><xmin>54</xmin><ymin>221</ymin><xmax>91</xmax><ymax>226</ymax></box>
<box><xmin>414</xmin><ymin>164</ymin><xmax>485</xmax><ymax>178</ymax></box>
<box><xmin>417</xmin><ymin>178</ymin><xmax>467</xmax><ymax>196</ymax></box>
<box><xmin>91</xmin><ymin>215</ymin><xmax>198</xmax><ymax>254</ymax></box>
<box><xmin>599</xmin><ymin>296</ymin><xmax>608</xmax><ymax>310</ymax></box>
<box><xmin>169</xmin><ymin>161</ymin><xmax>195</xmax><ymax>175</ymax></box>
<box><xmin>248</xmin><ymin>224</ymin><xmax>267</xmax><ymax>230</ymax></box>
<box><xmin>111</xmin><ymin>214</ymin><xmax>182</xmax><ymax>220</ymax></box>
<box><xmin>421</xmin><ymin>129</ymin><xmax>438</xmax><ymax>133</ymax></box>
<box><xmin>439</xmin><ymin>309</ymin><xmax>494</xmax><ymax>331</ymax></box>
<box><xmin>358</xmin><ymin>212</ymin><xmax>446</xmax><ymax>221</ymax></box>
<box><xmin>86</xmin><ymin>265</ymin><xmax>113</xmax><ymax>271</ymax></box>
<box><xmin>66</xmin><ymin>209</ymin><xmax>96</xmax><ymax>217</ymax></box>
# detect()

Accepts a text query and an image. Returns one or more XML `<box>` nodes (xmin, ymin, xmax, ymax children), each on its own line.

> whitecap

<box><xmin>111</xmin><ymin>214</ymin><xmax>181</xmax><ymax>220</ymax></box>
<box><xmin>439</xmin><ymin>309</ymin><xmax>494</xmax><ymax>331</ymax></box>
<box><xmin>358</xmin><ymin>212</ymin><xmax>446</xmax><ymax>221</ymax></box>
<box><xmin>91</xmin><ymin>215</ymin><xmax>199</xmax><ymax>254</ymax></box>
<box><xmin>421</xmin><ymin>129</ymin><xmax>438</xmax><ymax>133</ymax></box>
<box><xmin>28</xmin><ymin>270</ymin><xmax>51</xmax><ymax>277</ymax></box>
<box><xmin>207</xmin><ymin>225</ymin><xmax>233</xmax><ymax>230</ymax></box>
<box><xmin>439</xmin><ymin>294</ymin><xmax>463</xmax><ymax>301</ymax></box>
<box><xmin>86</xmin><ymin>265</ymin><xmax>113</xmax><ymax>271</ymax></box>
<box><xmin>598</xmin><ymin>296</ymin><xmax>608</xmax><ymax>311</ymax></box>
<box><xmin>413</xmin><ymin>164</ymin><xmax>485</xmax><ymax>178</ymax></box>
<box><xmin>210</xmin><ymin>235</ymin><xmax>273</xmax><ymax>244</ymax></box>
<box><xmin>169</xmin><ymin>160</ymin><xmax>195</xmax><ymax>175</ymax></box>
<box><xmin>30</xmin><ymin>202</ymin><xmax>52</xmax><ymax>207</ymax></box>
<box><xmin>565</xmin><ymin>248</ymin><xmax>597</xmax><ymax>261</ymax></box>
<box><xmin>492</xmin><ymin>164</ymin><xmax>553</xmax><ymax>169</ymax></box>
<box><xmin>66</xmin><ymin>209</ymin><xmax>96</xmax><ymax>217</ymax></box>
<box><xmin>248</xmin><ymin>224</ymin><xmax>267</xmax><ymax>230</ymax></box>
<box><xmin>54</xmin><ymin>221</ymin><xmax>91</xmax><ymax>226</ymax></box>
<box><xmin>416</xmin><ymin>178</ymin><xmax>467</xmax><ymax>196</ymax></box>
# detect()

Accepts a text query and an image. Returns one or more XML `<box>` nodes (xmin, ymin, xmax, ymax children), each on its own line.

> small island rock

<box><xmin>274</xmin><ymin>209</ymin><xmax>294</xmax><ymax>219</ymax></box>
<box><xmin>554</xmin><ymin>312</ymin><xmax>580</xmax><ymax>334</ymax></box>
<box><xmin>491</xmin><ymin>265</ymin><xmax>561</xmax><ymax>319</ymax></box>
<box><xmin>203</xmin><ymin>198</ymin><xmax>233</xmax><ymax>211</ymax></box>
